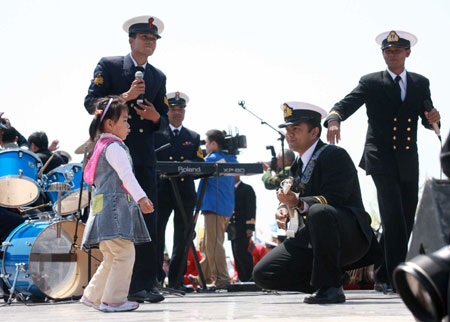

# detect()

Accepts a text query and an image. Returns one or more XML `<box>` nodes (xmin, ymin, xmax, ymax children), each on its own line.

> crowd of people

<box><xmin>0</xmin><ymin>14</ymin><xmax>443</xmax><ymax>313</ymax></box>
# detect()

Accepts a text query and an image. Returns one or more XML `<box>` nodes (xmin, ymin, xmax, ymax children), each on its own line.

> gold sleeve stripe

<box><xmin>313</xmin><ymin>196</ymin><xmax>328</xmax><ymax>204</ymax></box>
<box><xmin>164</xmin><ymin>96</ymin><xmax>169</xmax><ymax>107</ymax></box>
<box><xmin>246</xmin><ymin>219</ymin><xmax>256</xmax><ymax>225</ymax></box>
<box><xmin>328</xmin><ymin>111</ymin><xmax>343</xmax><ymax>120</ymax></box>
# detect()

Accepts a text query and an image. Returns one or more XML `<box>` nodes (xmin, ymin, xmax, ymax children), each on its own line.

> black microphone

<box><xmin>135</xmin><ymin>71</ymin><xmax>144</xmax><ymax>104</ymax></box>
<box><xmin>424</xmin><ymin>100</ymin><xmax>441</xmax><ymax>141</ymax></box>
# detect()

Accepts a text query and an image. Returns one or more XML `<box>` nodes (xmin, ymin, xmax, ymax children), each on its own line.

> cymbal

<box><xmin>75</xmin><ymin>139</ymin><xmax>93</xmax><ymax>155</ymax></box>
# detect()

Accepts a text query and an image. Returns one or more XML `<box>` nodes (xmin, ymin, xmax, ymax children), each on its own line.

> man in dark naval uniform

<box><xmin>154</xmin><ymin>91</ymin><xmax>203</xmax><ymax>290</ymax></box>
<box><xmin>227</xmin><ymin>176</ymin><xmax>256</xmax><ymax>282</ymax></box>
<box><xmin>253</xmin><ymin>102</ymin><xmax>381</xmax><ymax>304</ymax></box>
<box><xmin>325</xmin><ymin>30</ymin><xmax>441</xmax><ymax>293</ymax></box>
<box><xmin>84</xmin><ymin>15</ymin><xmax>169</xmax><ymax>303</ymax></box>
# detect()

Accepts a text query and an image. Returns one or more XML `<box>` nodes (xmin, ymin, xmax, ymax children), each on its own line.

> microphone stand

<box><xmin>237</xmin><ymin>100</ymin><xmax>286</xmax><ymax>174</ymax></box>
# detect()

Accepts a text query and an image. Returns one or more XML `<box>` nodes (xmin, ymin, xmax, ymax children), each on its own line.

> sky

<box><xmin>1</xmin><ymin>0</ymin><xmax>449</xmax><ymax>255</ymax></box>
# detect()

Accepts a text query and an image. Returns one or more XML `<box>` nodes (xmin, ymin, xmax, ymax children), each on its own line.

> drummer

<box><xmin>0</xmin><ymin>127</ymin><xmax>20</xmax><ymax>149</ymax></box>
<box><xmin>28</xmin><ymin>131</ymin><xmax>65</xmax><ymax>174</ymax></box>
<box><xmin>0</xmin><ymin>113</ymin><xmax>29</xmax><ymax>148</ymax></box>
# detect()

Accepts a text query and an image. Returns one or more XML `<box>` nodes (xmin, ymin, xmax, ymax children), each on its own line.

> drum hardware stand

<box><xmin>5</xmin><ymin>263</ymin><xmax>27</xmax><ymax>305</ymax></box>
<box><xmin>73</xmin><ymin>146</ymin><xmax>89</xmax><ymax>247</ymax></box>
<box><xmin>165</xmin><ymin>172</ymin><xmax>215</xmax><ymax>293</ymax></box>
<box><xmin>49</xmin><ymin>183</ymin><xmax>71</xmax><ymax>221</ymax></box>
<box><xmin>75</xmin><ymin>146</ymin><xmax>97</xmax><ymax>283</ymax></box>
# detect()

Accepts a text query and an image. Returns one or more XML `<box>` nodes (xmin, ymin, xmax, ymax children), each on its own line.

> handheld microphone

<box><xmin>135</xmin><ymin>71</ymin><xmax>144</xmax><ymax>104</ymax></box>
<box><xmin>424</xmin><ymin>100</ymin><xmax>441</xmax><ymax>141</ymax></box>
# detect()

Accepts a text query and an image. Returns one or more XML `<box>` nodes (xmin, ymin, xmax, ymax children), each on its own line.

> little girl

<box><xmin>80</xmin><ymin>96</ymin><xmax>153</xmax><ymax>312</ymax></box>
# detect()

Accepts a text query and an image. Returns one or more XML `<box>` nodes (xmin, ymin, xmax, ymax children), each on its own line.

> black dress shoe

<box><xmin>304</xmin><ymin>286</ymin><xmax>346</xmax><ymax>304</ymax></box>
<box><xmin>374</xmin><ymin>282</ymin><xmax>395</xmax><ymax>294</ymax></box>
<box><xmin>145</xmin><ymin>287</ymin><xmax>165</xmax><ymax>303</ymax></box>
<box><xmin>128</xmin><ymin>290</ymin><xmax>147</xmax><ymax>303</ymax></box>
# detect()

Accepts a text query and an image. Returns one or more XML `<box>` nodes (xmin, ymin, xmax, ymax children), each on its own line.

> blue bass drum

<box><xmin>45</xmin><ymin>163</ymin><xmax>89</xmax><ymax>215</ymax></box>
<box><xmin>1</xmin><ymin>220</ymin><xmax>102</xmax><ymax>299</ymax></box>
<box><xmin>0</xmin><ymin>149</ymin><xmax>42</xmax><ymax>207</ymax></box>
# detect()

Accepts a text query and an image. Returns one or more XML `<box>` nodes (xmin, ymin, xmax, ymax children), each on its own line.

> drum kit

<box><xmin>0</xmin><ymin>147</ymin><xmax>102</xmax><ymax>304</ymax></box>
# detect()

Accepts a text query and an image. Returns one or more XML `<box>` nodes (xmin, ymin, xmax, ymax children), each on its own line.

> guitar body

<box><xmin>286</xmin><ymin>207</ymin><xmax>300</xmax><ymax>238</ymax></box>
<box><xmin>280</xmin><ymin>177</ymin><xmax>304</xmax><ymax>238</ymax></box>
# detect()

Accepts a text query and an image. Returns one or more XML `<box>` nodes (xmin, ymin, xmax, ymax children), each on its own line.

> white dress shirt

<box><xmin>169</xmin><ymin>124</ymin><xmax>183</xmax><ymax>136</ymax></box>
<box><xmin>130</xmin><ymin>53</ymin><xmax>148</xmax><ymax>70</ymax></box>
<box><xmin>387</xmin><ymin>68</ymin><xmax>407</xmax><ymax>101</ymax></box>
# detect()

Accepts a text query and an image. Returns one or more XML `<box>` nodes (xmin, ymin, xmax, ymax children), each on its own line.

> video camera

<box><xmin>200</xmin><ymin>130</ymin><xmax>247</xmax><ymax>155</ymax></box>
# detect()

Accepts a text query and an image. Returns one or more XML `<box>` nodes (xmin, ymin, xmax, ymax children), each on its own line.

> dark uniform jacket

<box><xmin>37</xmin><ymin>149</ymin><xmax>65</xmax><ymax>174</ymax></box>
<box><xmin>155</xmin><ymin>125</ymin><xmax>203</xmax><ymax>207</ymax></box>
<box><xmin>442</xmin><ymin>131</ymin><xmax>450</xmax><ymax>178</ymax></box>
<box><xmin>290</xmin><ymin>140</ymin><xmax>381</xmax><ymax>269</ymax></box>
<box><xmin>325</xmin><ymin>71</ymin><xmax>434</xmax><ymax>182</ymax></box>
<box><xmin>84</xmin><ymin>54</ymin><xmax>168</xmax><ymax>167</ymax></box>
<box><xmin>227</xmin><ymin>181</ymin><xmax>256</xmax><ymax>240</ymax></box>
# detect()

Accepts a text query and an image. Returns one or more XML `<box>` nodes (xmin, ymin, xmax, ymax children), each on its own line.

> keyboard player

<box><xmin>154</xmin><ymin>91</ymin><xmax>204</xmax><ymax>291</ymax></box>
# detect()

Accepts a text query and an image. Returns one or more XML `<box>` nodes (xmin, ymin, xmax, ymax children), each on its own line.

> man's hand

<box><xmin>275</xmin><ymin>207</ymin><xmax>288</xmax><ymax>230</ymax></box>
<box><xmin>121</xmin><ymin>79</ymin><xmax>145</xmax><ymax>102</ymax></box>
<box><xmin>425</xmin><ymin>108</ymin><xmax>441</xmax><ymax>125</ymax></box>
<box><xmin>327</xmin><ymin>120</ymin><xmax>341</xmax><ymax>145</ymax></box>
<box><xmin>246</xmin><ymin>229</ymin><xmax>253</xmax><ymax>238</ymax></box>
<box><xmin>48</xmin><ymin>139</ymin><xmax>60</xmax><ymax>151</ymax></box>
<box><xmin>276</xmin><ymin>189</ymin><xmax>298</xmax><ymax>207</ymax></box>
<box><xmin>138</xmin><ymin>197</ymin><xmax>154</xmax><ymax>214</ymax></box>
<box><xmin>261</xmin><ymin>161</ymin><xmax>271</xmax><ymax>171</ymax></box>
<box><xmin>135</xmin><ymin>99</ymin><xmax>161</xmax><ymax>123</ymax></box>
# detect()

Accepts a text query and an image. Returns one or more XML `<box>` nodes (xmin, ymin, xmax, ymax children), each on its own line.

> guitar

<box><xmin>280</xmin><ymin>177</ymin><xmax>303</xmax><ymax>238</ymax></box>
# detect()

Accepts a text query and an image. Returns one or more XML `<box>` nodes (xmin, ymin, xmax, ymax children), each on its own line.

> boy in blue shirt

<box><xmin>189</xmin><ymin>130</ymin><xmax>237</xmax><ymax>289</ymax></box>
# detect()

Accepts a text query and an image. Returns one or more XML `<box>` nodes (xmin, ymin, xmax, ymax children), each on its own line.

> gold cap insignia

<box><xmin>175</xmin><ymin>91</ymin><xmax>180</xmax><ymax>101</ymax></box>
<box><xmin>283</xmin><ymin>103</ymin><xmax>293</xmax><ymax>118</ymax></box>
<box><xmin>94</xmin><ymin>73</ymin><xmax>103</xmax><ymax>85</ymax></box>
<box><xmin>197</xmin><ymin>146</ymin><xmax>204</xmax><ymax>159</ymax></box>
<box><xmin>387</xmin><ymin>31</ymin><xmax>399</xmax><ymax>43</ymax></box>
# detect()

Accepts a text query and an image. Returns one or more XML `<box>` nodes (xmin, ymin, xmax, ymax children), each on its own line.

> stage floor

<box><xmin>1</xmin><ymin>290</ymin><xmax>414</xmax><ymax>321</ymax></box>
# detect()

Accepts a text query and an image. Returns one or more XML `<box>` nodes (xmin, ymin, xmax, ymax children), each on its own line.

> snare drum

<box><xmin>1</xmin><ymin>220</ymin><xmax>102</xmax><ymax>299</ymax></box>
<box><xmin>46</xmin><ymin>163</ymin><xmax>89</xmax><ymax>215</ymax></box>
<box><xmin>0</xmin><ymin>149</ymin><xmax>42</xmax><ymax>207</ymax></box>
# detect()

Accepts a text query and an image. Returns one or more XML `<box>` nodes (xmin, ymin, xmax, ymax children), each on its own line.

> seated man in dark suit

<box><xmin>154</xmin><ymin>91</ymin><xmax>203</xmax><ymax>290</ymax></box>
<box><xmin>28</xmin><ymin>131</ymin><xmax>64</xmax><ymax>174</ymax></box>
<box><xmin>253</xmin><ymin>101</ymin><xmax>381</xmax><ymax>304</ymax></box>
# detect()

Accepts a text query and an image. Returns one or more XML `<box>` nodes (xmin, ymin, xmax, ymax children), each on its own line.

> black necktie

<box><xmin>173</xmin><ymin>129</ymin><xmax>179</xmax><ymax>137</ymax></box>
<box><xmin>395</xmin><ymin>75</ymin><xmax>402</xmax><ymax>100</ymax></box>
<box><xmin>136</xmin><ymin>66</ymin><xmax>145</xmax><ymax>73</ymax></box>
<box><xmin>297</xmin><ymin>157</ymin><xmax>304</xmax><ymax>174</ymax></box>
